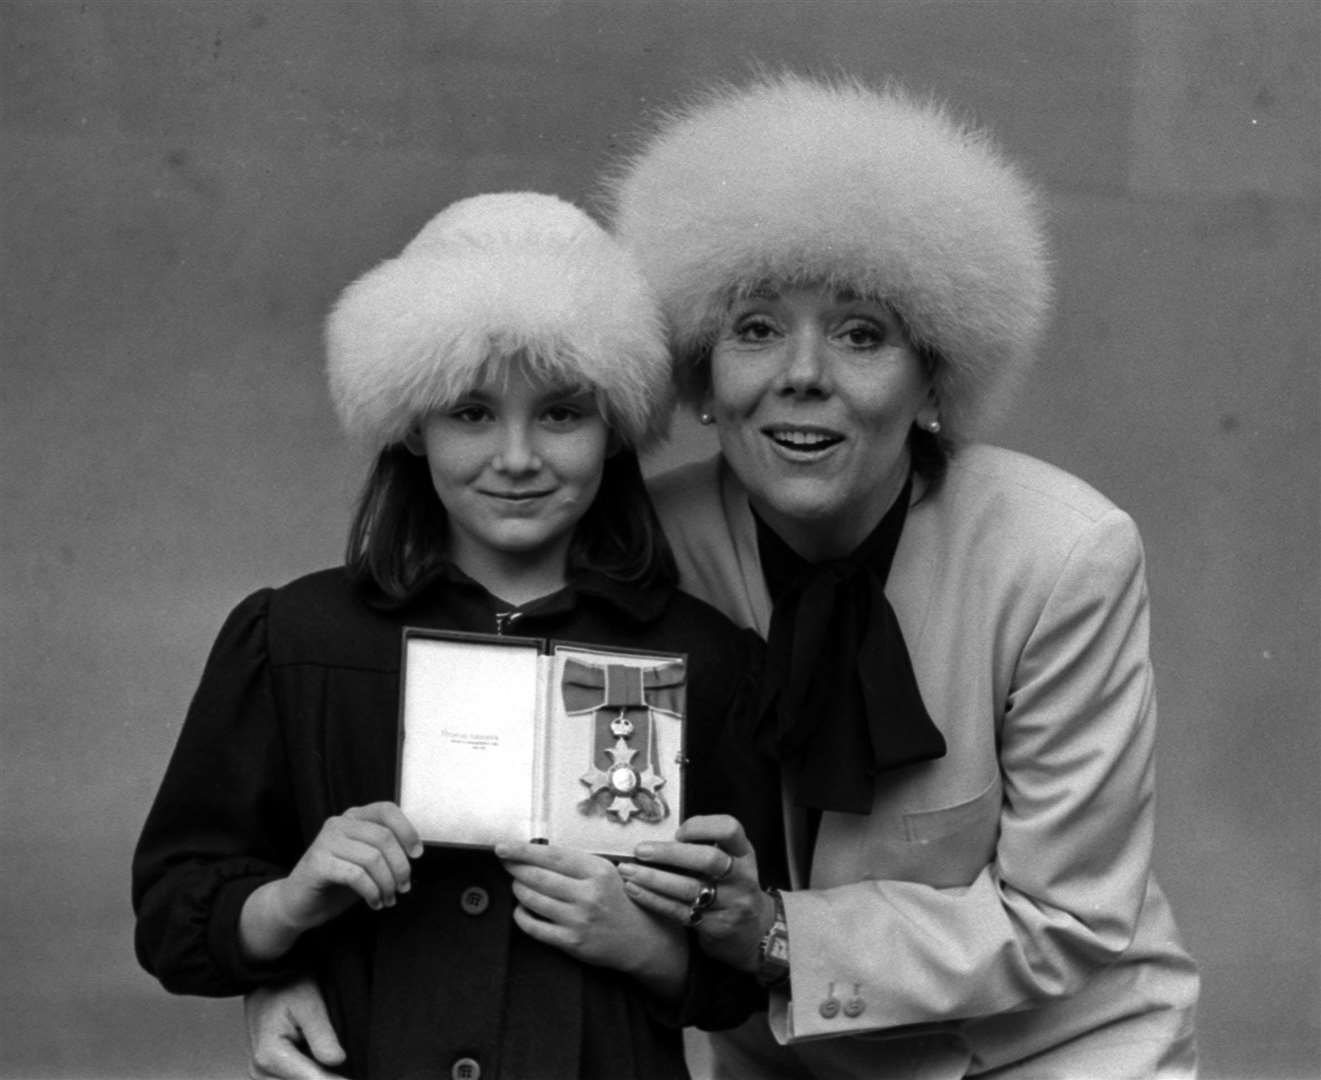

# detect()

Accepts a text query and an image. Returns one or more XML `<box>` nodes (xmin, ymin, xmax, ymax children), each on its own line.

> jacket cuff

<box><xmin>208</xmin><ymin>871</ymin><xmax>309</xmax><ymax>990</ymax></box>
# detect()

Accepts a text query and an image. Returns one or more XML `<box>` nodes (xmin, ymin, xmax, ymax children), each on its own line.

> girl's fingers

<box><xmin>503</xmin><ymin>861</ymin><xmax>583</xmax><ymax>904</ymax></box>
<box><xmin>511</xmin><ymin>901</ymin><xmax>572</xmax><ymax>950</ymax></box>
<box><xmin>619</xmin><ymin>877</ymin><xmax>696</xmax><ymax>927</ymax></box>
<box><xmin>497</xmin><ymin>842</ymin><xmax>615</xmax><ymax>905</ymax></box>
<box><xmin>616</xmin><ymin>861</ymin><xmax>704</xmax><ymax>903</ymax></box>
<box><xmin>347</xmin><ymin>802</ymin><xmax>424</xmax><ymax>858</ymax></box>
<box><xmin>285</xmin><ymin>805</ymin><xmax>424</xmax><ymax>927</ymax></box>
<box><xmin>502</xmin><ymin>844</ymin><xmax>624</xmax><ymax>911</ymax></box>
<box><xmin>329</xmin><ymin>817</ymin><xmax>413</xmax><ymax>894</ymax></box>
<box><xmin>495</xmin><ymin>841</ymin><xmax>598</xmax><ymax>876</ymax></box>
<box><xmin>509</xmin><ymin>879</ymin><xmax>575</xmax><ymax>925</ymax></box>
<box><xmin>325</xmin><ymin>838</ymin><xmax>401</xmax><ymax>909</ymax></box>
<box><xmin>316</xmin><ymin>828</ymin><xmax>414</xmax><ymax>908</ymax></box>
<box><xmin>312</xmin><ymin>848</ymin><xmax>383</xmax><ymax>910</ymax></box>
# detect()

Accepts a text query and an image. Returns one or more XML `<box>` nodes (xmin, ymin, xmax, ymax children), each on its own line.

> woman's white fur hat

<box><xmin>326</xmin><ymin>192</ymin><xmax>674</xmax><ymax>452</ymax></box>
<box><xmin>606</xmin><ymin>75</ymin><xmax>1051</xmax><ymax>442</ymax></box>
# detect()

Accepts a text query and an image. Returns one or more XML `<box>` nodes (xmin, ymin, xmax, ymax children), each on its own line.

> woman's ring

<box><xmin>713</xmin><ymin>852</ymin><xmax>735</xmax><ymax>881</ymax></box>
<box><xmin>688</xmin><ymin>882</ymin><xmax>717</xmax><ymax>925</ymax></box>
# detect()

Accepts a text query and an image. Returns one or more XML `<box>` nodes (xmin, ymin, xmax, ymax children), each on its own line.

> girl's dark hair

<box><xmin>345</xmin><ymin>444</ymin><xmax>677</xmax><ymax>605</ymax></box>
<box><xmin>570</xmin><ymin>448</ymin><xmax>679</xmax><ymax>589</ymax></box>
<box><xmin>345</xmin><ymin>446</ymin><xmax>450</xmax><ymax>603</ymax></box>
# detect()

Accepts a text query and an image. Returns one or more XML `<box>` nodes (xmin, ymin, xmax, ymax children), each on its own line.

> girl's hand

<box><xmin>619</xmin><ymin>814</ymin><xmax>774</xmax><ymax>973</ymax></box>
<box><xmin>241</xmin><ymin>803</ymin><xmax>422</xmax><ymax>962</ymax></box>
<box><xmin>279</xmin><ymin>802</ymin><xmax>423</xmax><ymax>928</ymax></box>
<box><xmin>496</xmin><ymin>841</ymin><xmax>688</xmax><ymax>998</ymax></box>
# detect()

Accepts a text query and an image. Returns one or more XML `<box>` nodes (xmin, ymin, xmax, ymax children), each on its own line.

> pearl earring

<box><xmin>922</xmin><ymin>416</ymin><xmax>942</xmax><ymax>435</ymax></box>
<box><xmin>699</xmin><ymin>412</ymin><xmax>716</xmax><ymax>426</ymax></box>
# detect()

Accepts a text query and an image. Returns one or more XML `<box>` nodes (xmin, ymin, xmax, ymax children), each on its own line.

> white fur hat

<box><xmin>606</xmin><ymin>75</ymin><xmax>1051</xmax><ymax>442</ymax></box>
<box><xmin>326</xmin><ymin>192</ymin><xmax>674</xmax><ymax>452</ymax></box>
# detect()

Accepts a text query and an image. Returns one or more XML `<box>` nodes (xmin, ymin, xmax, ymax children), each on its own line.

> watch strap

<box><xmin>756</xmin><ymin>887</ymin><xmax>790</xmax><ymax>989</ymax></box>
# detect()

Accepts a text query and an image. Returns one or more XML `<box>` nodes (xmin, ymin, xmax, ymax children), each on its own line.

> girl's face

<box><xmin>707</xmin><ymin>284</ymin><xmax>933</xmax><ymax>560</ymax></box>
<box><xmin>411</xmin><ymin>362</ymin><xmax>610</xmax><ymax>598</ymax></box>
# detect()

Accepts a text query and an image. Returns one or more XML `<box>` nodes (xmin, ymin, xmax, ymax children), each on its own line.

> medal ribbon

<box><xmin>560</xmin><ymin>658</ymin><xmax>685</xmax><ymax>716</ymax></box>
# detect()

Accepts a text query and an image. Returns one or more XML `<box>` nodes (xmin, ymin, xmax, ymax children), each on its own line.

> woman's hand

<box><xmin>496</xmin><ymin>841</ymin><xmax>688</xmax><ymax>999</ymax></box>
<box><xmin>241</xmin><ymin>802</ymin><xmax>423</xmax><ymax>961</ymax></box>
<box><xmin>245</xmin><ymin>977</ymin><xmax>345</xmax><ymax>1079</ymax></box>
<box><xmin>620</xmin><ymin>814</ymin><xmax>775</xmax><ymax>973</ymax></box>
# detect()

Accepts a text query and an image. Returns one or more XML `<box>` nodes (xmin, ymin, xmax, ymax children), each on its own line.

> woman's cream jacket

<box><xmin>649</xmin><ymin>445</ymin><xmax>1199</xmax><ymax>1079</ymax></box>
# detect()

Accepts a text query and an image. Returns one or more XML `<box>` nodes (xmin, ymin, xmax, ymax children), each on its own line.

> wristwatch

<box><xmin>756</xmin><ymin>887</ymin><xmax>790</xmax><ymax>989</ymax></box>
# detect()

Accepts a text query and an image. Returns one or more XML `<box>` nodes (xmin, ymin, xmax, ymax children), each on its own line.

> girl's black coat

<box><xmin>133</xmin><ymin>566</ymin><xmax>783</xmax><ymax>1079</ymax></box>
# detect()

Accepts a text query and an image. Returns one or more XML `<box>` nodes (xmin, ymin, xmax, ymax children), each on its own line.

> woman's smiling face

<box><xmin>707</xmin><ymin>284</ymin><xmax>932</xmax><ymax>560</ymax></box>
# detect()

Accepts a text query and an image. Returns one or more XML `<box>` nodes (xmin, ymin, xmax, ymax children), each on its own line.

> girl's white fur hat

<box><xmin>606</xmin><ymin>74</ymin><xmax>1051</xmax><ymax>442</ymax></box>
<box><xmin>326</xmin><ymin>192</ymin><xmax>674</xmax><ymax>452</ymax></box>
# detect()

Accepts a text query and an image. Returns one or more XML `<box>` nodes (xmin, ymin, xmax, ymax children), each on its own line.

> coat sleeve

<box><xmin>670</xmin><ymin>625</ymin><xmax>787</xmax><ymax>1031</ymax></box>
<box><xmin>769</xmin><ymin>509</ymin><xmax>1161</xmax><ymax>1041</ymax></box>
<box><xmin>131</xmin><ymin>590</ymin><xmax>311</xmax><ymax>996</ymax></box>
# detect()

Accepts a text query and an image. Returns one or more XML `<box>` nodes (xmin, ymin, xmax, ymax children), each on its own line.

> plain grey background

<box><xmin>2</xmin><ymin>1</ymin><xmax>1317</xmax><ymax>1077</ymax></box>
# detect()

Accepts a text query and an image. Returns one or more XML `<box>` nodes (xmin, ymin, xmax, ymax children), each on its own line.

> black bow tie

<box><xmin>754</xmin><ymin>479</ymin><xmax>946</xmax><ymax>814</ymax></box>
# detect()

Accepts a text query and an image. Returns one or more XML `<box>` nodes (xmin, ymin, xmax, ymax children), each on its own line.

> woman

<box><xmin>248</xmin><ymin>75</ymin><xmax>1199</xmax><ymax>1078</ymax></box>
<box><xmin>613</xmin><ymin>74</ymin><xmax>1200</xmax><ymax>1078</ymax></box>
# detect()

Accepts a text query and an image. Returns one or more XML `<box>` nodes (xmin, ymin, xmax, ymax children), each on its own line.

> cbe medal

<box><xmin>561</xmin><ymin>658</ymin><xmax>686</xmax><ymax>824</ymax></box>
<box><xmin>582</xmin><ymin>711</ymin><xmax>666</xmax><ymax>822</ymax></box>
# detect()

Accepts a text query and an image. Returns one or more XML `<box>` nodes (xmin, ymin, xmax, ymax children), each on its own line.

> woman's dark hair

<box><xmin>908</xmin><ymin>339</ymin><xmax>952</xmax><ymax>496</ymax></box>
<box><xmin>345</xmin><ymin>444</ymin><xmax>677</xmax><ymax>605</ymax></box>
<box><xmin>908</xmin><ymin>425</ymin><xmax>950</xmax><ymax>494</ymax></box>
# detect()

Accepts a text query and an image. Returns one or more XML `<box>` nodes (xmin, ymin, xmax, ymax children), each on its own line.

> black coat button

<box><xmin>459</xmin><ymin>886</ymin><xmax>490</xmax><ymax>916</ymax></box>
<box><xmin>451</xmin><ymin>1056</ymin><xmax>481</xmax><ymax>1080</ymax></box>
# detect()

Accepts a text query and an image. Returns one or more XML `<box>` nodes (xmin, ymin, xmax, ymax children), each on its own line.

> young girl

<box><xmin>132</xmin><ymin>193</ymin><xmax>783</xmax><ymax>1079</ymax></box>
